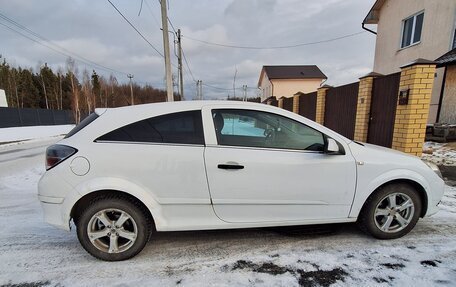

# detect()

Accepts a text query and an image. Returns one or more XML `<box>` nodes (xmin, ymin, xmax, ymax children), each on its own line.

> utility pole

<box><xmin>243</xmin><ymin>85</ymin><xmax>247</xmax><ymax>101</ymax></box>
<box><xmin>59</xmin><ymin>73</ymin><xmax>62</xmax><ymax>109</ymax></box>
<box><xmin>233</xmin><ymin>66</ymin><xmax>237</xmax><ymax>98</ymax></box>
<box><xmin>196</xmin><ymin>80</ymin><xmax>202</xmax><ymax>100</ymax></box>
<box><xmin>160</xmin><ymin>0</ymin><xmax>174</xmax><ymax>102</ymax></box>
<box><xmin>199</xmin><ymin>80</ymin><xmax>203</xmax><ymax>100</ymax></box>
<box><xmin>127</xmin><ymin>74</ymin><xmax>134</xmax><ymax>105</ymax></box>
<box><xmin>196</xmin><ymin>80</ymin><xmax>199</xmax><ymax>100</ymax></box>
<box><xmin>177</xmin><ymin>29</ymin><xmax>184</xmax><ymax>100</ymax></box>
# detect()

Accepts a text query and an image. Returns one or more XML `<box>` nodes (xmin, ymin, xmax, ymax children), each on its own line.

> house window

<box><xmin>401</xmin><ymin>12</ymin><xmax>424</xmax><ymax>48</ymax></box>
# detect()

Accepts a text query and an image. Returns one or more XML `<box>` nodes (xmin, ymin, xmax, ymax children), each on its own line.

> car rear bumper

<box><xmin>39</xmin><ymin>200</ymin><xmax>70</xmax><ymax>231</ymax></box>
<box><xmin>38</xmin><ymin>194</ymin><xmax>70</xmax><ymax>230</ymax></box>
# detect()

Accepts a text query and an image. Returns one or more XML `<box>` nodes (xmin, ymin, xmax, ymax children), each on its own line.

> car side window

<box><xmin>96</xmin><ymin>110</ymin><xmax>204</xmax><ymax>145</ymax></box>
<box><xmin>212</xmin><ymin>109</ymin><xmax>325</xmax><ymax>151</ymax></box>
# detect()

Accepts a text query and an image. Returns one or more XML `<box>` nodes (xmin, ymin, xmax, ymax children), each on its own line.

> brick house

<box><xmin>362</xmin><ymin>0</ymin><xmax>456</xmax><ymax>124</ymax></box>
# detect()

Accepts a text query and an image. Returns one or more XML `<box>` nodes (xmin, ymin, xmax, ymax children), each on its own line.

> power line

<box><xmin>183</xmin><ymin>31</ymin><xmax>366</xmax><ymax>50</ymax></box>
<box><xmin>0</xmin><ymin>12</ymin><xmax>167</xmax><ymax>88</ymax></box>
<box><xmin>181</xmin><ymin>48</ymin><xmax>196</xmax><ymax>82</ymax></box>
<box><xmin>0</xmin><ymin>13</ymin><xmax>128</xmax><ymax>76</ymax></box>
<box><xmin>165</xmin><ymin>11</ymin><xmax>261</xmax><ymax>93</ymax></box>
<box><xmin>181</xmin><ymin>41</ymin><xmax>257</xmax><ymax>91</ymax></box>
<box><xmin>167</xmin><ymin>16</ymin><xmax>177</xmax><ymax>34</ymax></box>
<box><xmin>143</xmin><ymin>0</ymin><xmax>162</xmax><ymax>30</ymax></box>
<box><xmin>202</xmin><ymin>83</ymin><xmax>233</xmax><ymax>91</ymax></box>
<box><xmin>160</xmin><ymin>3</ymin><xmax>254</xmax><ymax>94</ymax></box>
<box><xmin>154</xmin><ymin>0</ymin><xmax>177</xmax><ymax>33</ymax></box>
<box><xmin>107</xmin><ymin>0</ymin><xmax>164</xmax><ymax>57</ymax></box>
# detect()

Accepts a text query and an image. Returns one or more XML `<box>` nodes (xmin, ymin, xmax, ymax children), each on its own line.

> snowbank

<box><xmin>0</xmin><ymin>125</ymin><xmax>74</xmax><ymax>143</ymax></box>
<box><xmin>422</xmin><ymin>142</ymin><xmax>456</xmax><ymax>166</ymax></box>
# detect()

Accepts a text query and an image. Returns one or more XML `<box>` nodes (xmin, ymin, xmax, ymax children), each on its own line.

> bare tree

<box><xmin>66</xmin><ymin>57</ymin><xmax>80</xmax><ymax>123</ymax></box>
<box><xmin>81</xmin><ymin>69</ymin><xmax>92</xmax><ymax>113</ymax></box>
<box><xmin>39</xmin><ymin>63</ymin><xmax>49</xmax><ymax>109</ymax></box>
<box><xmin>109</xmin><ymin>74</ymin><xmax>118</xmax><ymax>107</ymax></box>
<box><xmin>57</xmin><ymin>67</ymin><xmax>64</xmax><ymax>110</ymax></box>
<box><xmin>10</xmin><ymin>69</ymin><xmax>19</xmax><ymax>108</ymax></box>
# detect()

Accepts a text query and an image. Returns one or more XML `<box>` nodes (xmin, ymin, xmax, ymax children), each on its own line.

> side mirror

<box><xmin>325</xmin><ymin>138</ymin><xmax>340</xmax><ymax>154</ymax></box>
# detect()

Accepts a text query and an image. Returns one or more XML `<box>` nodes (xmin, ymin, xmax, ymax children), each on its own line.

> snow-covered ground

<box><xmin>0</xmin><ymin>125</ymin><xmax>74</xmax><ymax>144</ymax></box>
<box><xmin>1</xmin><ymin>133</ymin><xmax>456</xmax><ymax>286</ymax></box>
<box><xmin>422</xmin><ymin>142</ymin><xmax>456</xmax><ymax>166</ymax></box>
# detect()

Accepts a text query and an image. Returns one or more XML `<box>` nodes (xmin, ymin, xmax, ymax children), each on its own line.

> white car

<box><xmin>38</xmin><ymin>101</ymin><xmax>444</xmax><ymax>261</ymax></box>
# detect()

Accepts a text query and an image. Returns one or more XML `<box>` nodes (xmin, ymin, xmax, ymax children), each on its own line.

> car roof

<box><xmin>95</xmin><ymin>100</ymin><xmax>267</xmax><ymax>115</ymax></box>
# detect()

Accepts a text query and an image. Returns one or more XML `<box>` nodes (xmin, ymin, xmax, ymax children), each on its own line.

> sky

<box><xmin>0</xmin><ymin>0</ymin><xmax>377</xmax><ymax>100</ymax></box>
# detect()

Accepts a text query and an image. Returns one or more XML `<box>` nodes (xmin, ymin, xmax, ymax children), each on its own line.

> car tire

<box><xmin>76</xmin><ymin>195</ymin><xmax>152</xmax><ymax>261</ymax></box>
<box><xmin>358</xmin><ymin>183</ymin><xmax>422</xmax><ymax>239</ymax></box>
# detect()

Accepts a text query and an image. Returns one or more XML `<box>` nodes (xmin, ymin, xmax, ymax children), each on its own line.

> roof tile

<box><xmin>263</xmin><ymin>65</ymin><xmax>327</xmax><ymax>80</ymax></box>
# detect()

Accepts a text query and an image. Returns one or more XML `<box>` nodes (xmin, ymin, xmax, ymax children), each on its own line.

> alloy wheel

<box><xmin>87</xmin><ymin>208</ymin><xmax>138</xmax><ymax>254</ymax></box>
<box><xmin>373</xmin><ymin>192</ymin><xmax>415</xmax><ymax>233</ymax></box>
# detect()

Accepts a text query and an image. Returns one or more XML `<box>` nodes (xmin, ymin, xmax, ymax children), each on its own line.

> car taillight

<box><xmin>46</xmin><ymin>145</ymin><xmax>77</xmax><ymax>170</ymax></box>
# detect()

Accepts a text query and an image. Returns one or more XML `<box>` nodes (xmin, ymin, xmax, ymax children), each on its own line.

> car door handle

<box><xmin>217</xmin><ymin>164</ymin><xmax>244</xmax><ymax>170</ymax></box>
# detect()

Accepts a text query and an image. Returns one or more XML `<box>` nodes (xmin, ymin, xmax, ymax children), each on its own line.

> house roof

<box><xmin>435</xmin><ymin>48</ymin><xmax>456</xmax><ymax>67</ymax></box>
<box><xmin>258</xmin><ymin>65</ymin><xmax>327</xmax><ymax>87</ymax></box>
<box><xmin>362</xmin><ymin>0</ymin><xmax>387</xmax><ymax>24</ymax></box>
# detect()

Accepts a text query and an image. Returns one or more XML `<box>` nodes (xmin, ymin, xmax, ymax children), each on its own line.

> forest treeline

<box><xmin>0</xmin><ymin>57</ymin><xmax>175</xmax><ymax>123</ymax></box>
<box><xmin>0</xmin><ymin>56</ymin><xmax>263</xmax><ymax>123</ymax></box>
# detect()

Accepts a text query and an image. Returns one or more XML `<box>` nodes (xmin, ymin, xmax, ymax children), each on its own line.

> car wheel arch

<box><xmin>357</xmin><ymin>179</ymin><xmax>428</xmax><ymax>219</ymax></box>
<box><xmin>70</xmin><ymin>189</ymin><xmax>157</xmax><ymax>232</ymax></box>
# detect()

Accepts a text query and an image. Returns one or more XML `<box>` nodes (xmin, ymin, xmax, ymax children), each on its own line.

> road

<box><xmin>0</xmin><ymin>139</ymin><xmax>456</xmax><ymax>287</ymax></box>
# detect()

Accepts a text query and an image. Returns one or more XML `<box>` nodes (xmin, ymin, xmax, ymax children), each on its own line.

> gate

<box><xmin>267</xmin><ymin>97</ymin><xmax>278</xmax><ymax>107</ymax></box>
<box><xmin>324</xmin><ymin>82</ymin><xmax>359</xmax><ymax>139</ymax></box>
<box><xmin>282</xmin><ymin>97</ymin><xmax>293</xmax><ymax>112</ymax></box>
<box><xmin>367</xmin><ymin>72</ymin><xmax>400</xmax><ymax>147</ymax></box>
<box><xmin>298</xmin><ymin>92</ymin><xmax>317</xmax><ymax>121</ymax></box>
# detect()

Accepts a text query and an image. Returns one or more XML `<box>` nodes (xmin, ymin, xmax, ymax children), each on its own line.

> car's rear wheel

<box><xmin>358</xmin><ymin>183</ymin><xmax>422</xmax><ymax>239</ymax></box>
<box><xmin>76</xmin><ymin>195</ymin><xmax>151</xmax><ymax>261</ymax></box>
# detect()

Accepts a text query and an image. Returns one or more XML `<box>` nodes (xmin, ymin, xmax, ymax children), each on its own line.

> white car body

<box><xmin>38</xmin><ymin>101</ymin><xmax>444</xmax><ymax>233</ymax></box>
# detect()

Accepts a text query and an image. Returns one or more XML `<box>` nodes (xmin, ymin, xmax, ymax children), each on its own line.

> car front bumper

<box><xmin>425</xmin><ymin>177</ymin><xmax>446</xmax><ymax>217</ymax></box>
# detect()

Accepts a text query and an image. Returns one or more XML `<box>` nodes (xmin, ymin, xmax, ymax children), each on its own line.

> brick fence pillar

<box><xmin>278</xmin><ymin>97</ymin><xmax>284</xmax><ymax>109</ymax></box>
<box><xmin>315</xmin><ymin>86</ymin><xmax>330</xmax><ymax>125</ymax></box>
<box><xmin>293</xmin><ymin>93</ymin><xmax>301</xmax><ymax>114</ymax></box>
<box><xmin>391</xmin><ymin>59</ymin><xmax>436</xmax><ymax>156</ymax></box>
<box><xmin>354</xmin><ymin>72</ymin><xmax>382</xmax><ymax>142</ymax></box>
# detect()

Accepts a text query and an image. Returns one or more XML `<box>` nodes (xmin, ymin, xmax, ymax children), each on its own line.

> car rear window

<box><xmin>65</xmin><ymin>112</ymin><xmax>99</xmax><ymax>138</ymax></box>
<box><xmin>96</xmin><ymin>110</ymin><xmax>204</xmax><ymax>145</ymax></box>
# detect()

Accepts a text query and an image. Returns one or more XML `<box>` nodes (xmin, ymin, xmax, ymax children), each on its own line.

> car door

<box><xmin>94</xmin><ymin>110</ymin><xmax>211</xmax><ymax>206</ymax></box>
<box><xmin>202</xmin><ymin>106</ymin><xmax>357</xmax><ymax>223</ymax></box>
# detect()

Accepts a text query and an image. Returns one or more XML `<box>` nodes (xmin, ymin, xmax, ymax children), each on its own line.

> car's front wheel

<box><xmin>358</xmin><ymin>183</ymin><xmax>422</xmax><ymax>239</ymax></box>
<box><xmin>76</xmin><ymin>195</ymin><xmax>152</xmax><ymax>261</ymax></box>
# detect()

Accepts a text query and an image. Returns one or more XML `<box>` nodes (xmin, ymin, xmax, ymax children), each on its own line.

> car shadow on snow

<box><xmin>147</xmin><ymin>223</ymin><xmax>363</xmax><ymax>248</ymax></box>
<box><xmin>146</xmin><ymin>224</ymin><xmax>357</xmax><ymax>287</ymax></box>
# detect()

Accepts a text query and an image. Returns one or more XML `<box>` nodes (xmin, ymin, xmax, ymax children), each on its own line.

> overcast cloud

<box><xmin>0</xmin><ymin>0</ymin><xmax>376</xmax><ymax>100</ymax></box>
